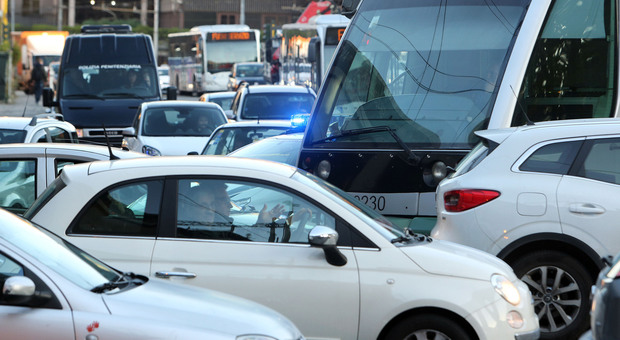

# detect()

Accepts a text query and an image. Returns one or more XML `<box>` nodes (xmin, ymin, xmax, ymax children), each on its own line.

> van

<box><xmin>43</xmin><ymin>25</ymin><xmax>177</xmax><ymax>146</ymax></box>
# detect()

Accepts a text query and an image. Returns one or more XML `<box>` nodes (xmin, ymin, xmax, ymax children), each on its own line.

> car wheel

<box><xmin>383</xmin><ymin>314</ymin><xmax>472</xmax><ymax>340</ymax></box>
<box><xmin>510</xmin><ymin>250</ymin><xmax>591</xmax><ymax>340</ymax></box>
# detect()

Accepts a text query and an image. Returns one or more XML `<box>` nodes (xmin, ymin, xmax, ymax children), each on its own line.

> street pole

<box><xmin>154</xmin><ymin>0</ymin><xmax>159</xmax><ymax>65</ymax></box>
<box><xmin>57</xmin><ymin>0</ymin><xmax>62</xmax><ymax>31</ymax></box>
<box><xmin>240</xmin><ymin>0</ymin><xmax>244</xmax><ymax>25</ymax></box>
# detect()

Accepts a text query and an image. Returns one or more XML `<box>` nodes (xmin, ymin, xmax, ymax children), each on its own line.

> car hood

<box><xmin>400</xmin><ymin>239</ymin><xmax>517</xmax><ymax>281</ymax></box>
<box><xmin>102</xmin><ymin>279</ymin><xmax>302</xmax><ymax>338</ymax></box>
<box><xmin>60</xmin><ymin>97</ymin><xmax>160</xmax><ymax>128</ymax></box>
<box><xmin>140</xmin><ymin>135</ymin><xmax>210</xmax><ymax>156</ymax></box>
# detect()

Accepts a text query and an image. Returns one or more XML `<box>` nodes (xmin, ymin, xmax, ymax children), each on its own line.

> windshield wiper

<box><xmin>90</xmin><ymin>272</ymin><xmax>146</xmax><ymax>293</ymax></box>
<box><xmin>63</xmin><ymin>94</ymin><xmax>105</xmax><ymax>100</ymax></box>
<box><xmin>312</xmin><ymin>126</ymin><xmax>421</xmax><ymax>165</ymax></box>
<box><xmin>391</xmin><ymin>227</ymin><xmax>432</xmax><ymax>244</ymax></box>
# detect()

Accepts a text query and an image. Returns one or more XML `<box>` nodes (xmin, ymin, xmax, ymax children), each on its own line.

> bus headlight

<box><xmin>491</xmin><ymin>274</ymin><xmax>521</xmax><ymax>306</ymax></box>
<box><xmin>317</xmin><ymin>160</ymin><xmax>331</xmax><ymax>179</ymax></box>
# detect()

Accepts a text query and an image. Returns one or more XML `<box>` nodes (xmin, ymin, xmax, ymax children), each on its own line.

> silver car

<box><xmin>0</xmin><ymin>209</ymin><xmax>304</xmax><ymax>339</ymax></box>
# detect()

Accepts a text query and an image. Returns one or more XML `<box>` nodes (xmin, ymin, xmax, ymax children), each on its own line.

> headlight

<box><xmin>142</xmin><ymin>145</ymin><xmax>161</xmax><ymax>156</ymax></box>
<box><xmin>491</xmin><ymin>274</ymin><xmax>521</xmax><ymax>306</ymax></box>
<box><xmin>236</xmin><ymin>336</ymin><xmax>278</xmax><ymax>340</ymax></box>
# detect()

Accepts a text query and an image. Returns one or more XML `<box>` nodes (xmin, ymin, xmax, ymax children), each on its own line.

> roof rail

<box><xmin>80</xmin><ymin>24</ymin><xmax>132</xmax><ymax>34</ymax></box>
<box><xmin>29</xmin><ymin>113</ymin><xmax>65</xmax><ymax>126</ymax></box>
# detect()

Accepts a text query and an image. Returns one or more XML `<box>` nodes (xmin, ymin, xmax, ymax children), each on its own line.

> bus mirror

<box><xmin>342</xmin><ymin>0</ymin><xmax>360</xmax><ymax>18</ymax></box>
<box><xmin>166</xmin><ymin>86</ymin><xmax>177</xmax><ymax>100</ymax></box>
<box><xmin>308</xmin><ymin>37</ymin><xmax>320</xmax><ymax>63</ymax></box>
<box><xmin>42</xmin><ymin>88</ymin><xmax>55</xmax><ymax>107</ymax></box>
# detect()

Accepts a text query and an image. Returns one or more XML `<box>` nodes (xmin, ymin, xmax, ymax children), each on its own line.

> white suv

<box><xmin>25</xmin><ymin>156</ymin><xmax>540</xmax><ymax>340</ymax></box>
<box><xmin>0</xmin><ymin>114</ymin><xmax>78</xmax><ymax>143</ymax></box>
<box><xmin>432</xmin><ymin>118</ymin><xmax>620</xmax><ymax>339</ymax></box>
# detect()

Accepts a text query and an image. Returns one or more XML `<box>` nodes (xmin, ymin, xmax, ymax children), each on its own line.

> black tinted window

<box><xmin>520</xmin><ymin>140</ymin><xmax>582</xmax><ymax>174</ymax></box>
<box><xmin>573</xmin><ymin>138</ymin><xmax>620</xmax><ymax>184</ymax></box>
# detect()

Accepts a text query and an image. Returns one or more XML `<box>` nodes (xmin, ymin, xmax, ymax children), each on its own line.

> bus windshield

<box><xmin>207</xmin><ymin>41</ymin><xmax>259</xmax><ymax>73</ymax></box>
<box><xmin>307</xmin><ymin>0</ymin><xmax>530</xmax><ymax>150</ymax></box>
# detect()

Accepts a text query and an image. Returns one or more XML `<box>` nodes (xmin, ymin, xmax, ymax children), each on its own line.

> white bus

<box><xmin>280</xmin><ymin>14</ymin><xmax>350</xmax><ymax>91</ymax></box>
<box><xmin>168</xmin><ymin>25</ymin><xmax>261</xmax><ymax>94</ymax></box>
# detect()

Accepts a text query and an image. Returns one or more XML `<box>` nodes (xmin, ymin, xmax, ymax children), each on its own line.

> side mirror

<box><xmin>187</xmin><ymin>151</ymin><xmax>199</xmax><ymax>155</ymax></box>
<box><xmin>224</xmin><ymin>109</ymin><xmax>235</xmax><ymax>120</ymax></box>
<box><xmin>42</xmin><ymin>88</ymin><xmax>55</xmax><ymax>107</ymax></box>
<box><xmin>342</xmin><ymin>0</ymin><xmax>360</xmax><ymax>18</ymax></box>
<box><xmin>309</xmin><ymin>226</ymin><xmax>347</xmax><ymax>266</ymax></box>
<box><xmin>121</xmin><ymin>127</ymin><xmax>136</xmax><ymax>137</ymax></box>
<box><xmin>3</xmin><ymin>276</ymin><xmax>35</xmax><ymax>304</ymax></box>
<box><xmin>308</xmin><ymin>37</ymin><xmax>320</xmax><ymax>63</ymax></box>
<box><xmin>166</xmin><ymin>86</ymin><xmax>178</xmax><ymax>101</ymax></box>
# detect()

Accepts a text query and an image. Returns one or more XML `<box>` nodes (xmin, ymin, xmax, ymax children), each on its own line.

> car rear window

<box><xmin>451</xmin><ymin>142</ymin><xmax>490</xmax><ymax>177</ymax></box>
<box><xmin>240</xmin><ymin>93</ymin><xmax>315</xmax><ymax>120</ymax></box>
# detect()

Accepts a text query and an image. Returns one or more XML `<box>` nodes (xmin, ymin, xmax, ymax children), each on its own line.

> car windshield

<box><xmin>0</xmin><ymin>129</ymin><xmax>27</xmax><ymax>143</ymax></box>
<box><xmin>158</xmin><ymin>68</ymin><xmax>169</xmax><ymax>76</ymax></box>
<box><xmin>1</xmin><ymin>213</ymin><xmax>120</xmax><ymax>290</ymax></box>
<box><xmin>236</xmin><ymin>64</ymin><xmax>263</xmax><ymax>77</ymax></box>
<box><xmin>202</xmin><ymin>126</ymin><xmax>290</xmax><ymax>155</ymax></box>
<box><xmin>240</xmin><ymin>92</ymin><xmax>315</xmax><ymax>120</ymax></box>
<box><xmin>142</xmin><ymin>106</ymin><xmax>227</xmax><ymax>137</ymax></box>
<box><xmin>229</xmin><ymin>134</ymin><xmax>303</xmax><ymax>166</ymax></box>
<box><xmin>61</xmin><ymin>65</ymin><xmax>159</xmax><ymax>99</ymax></box>
<box><xmin>292</xmin><ymin>170</ymin><xmax>404</xmax><ymax>241</ymax></box>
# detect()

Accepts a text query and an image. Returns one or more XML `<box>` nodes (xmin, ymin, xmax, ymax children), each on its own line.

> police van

<box><xmin>43</xmin><ymin>25</ymin><xmax>177</xmax><ymax>146</ymax></box>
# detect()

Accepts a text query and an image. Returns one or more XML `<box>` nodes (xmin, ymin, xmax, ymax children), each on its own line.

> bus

<box><xmin>298</xmin><ymin>0</ymin><xmax>617</xmax><ymax>233</ymax></box>
<box><xmin>280</xmin><ymin>14</ymin><xmax>350</xmax><ymax>91</ymax></box>
<box><xmin>168</xmin><ymin>25</ymin><xmax>261</xmax><ymax>94</ymax></box>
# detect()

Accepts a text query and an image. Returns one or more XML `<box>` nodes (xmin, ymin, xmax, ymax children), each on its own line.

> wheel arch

<box><xmin>497</xmin><ymin>232</ymin><xmax>604</xmax><ymax>280</ymax></box>
<box><xmin>377</xmin><ymin>307</ymin><xmax>479</xmax><ymax>340</ymax></box>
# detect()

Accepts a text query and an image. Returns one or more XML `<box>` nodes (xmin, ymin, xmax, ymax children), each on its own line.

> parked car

<box><xmin>121</xmin><ymin>101</ymin><xmax>228</xmax><ymax>156</ymax></box>
<box><xmin>199</xmin><ymin>91</ymin><xmax>236</xmax><ymax>120</ymax></box>
<box><xmin>227</xmin><ymin>62</ymin><xmax>267</xmax><ymax>91</ymax></box>
<box><xmin>430</xmin><ymin>118</ymin><xmax>620</xmax><ymax>339</ymax></box>
<box><xmin>24</xmin><ymin>156</ymin><xmax>540</xmax><ymax>340</ymax></box>
<box><xmin>0</xmin><ymin>143</ymin><xmax>145</xmax><ymax>215</ymax></box>
<box><xmin>0</xmin><ymin>209</ymin><xmax>303</xmax><ymax>339</ymax></box>
<box><xmin>201</xmin><ymin>120</ymin><xmax>296</xmax><ymax>156</ymax></box>
<box><xmin>579</xmin><ymin>253</ymin><xmax>620</xmax><ymax>340</ymax></box>
<box><xmin>0</xmin><ymin>114</ymin><xmax>78</xmax><ymax>144</ymax></box>
<box><xmin>229</xmin><ymin>132</ymin><xmax>303</xmax><ymax>166</ymax></box>
<box><xmin>230</xmin><ymin>84</ymin><xmax>316</xmax><ymax>121</ymax></box>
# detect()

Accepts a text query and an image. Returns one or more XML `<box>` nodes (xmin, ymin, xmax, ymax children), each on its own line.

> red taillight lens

<box><xmin>444</xmin><ymin>189</ymin><xmax>500</xmax><ymax>212</ymax></box>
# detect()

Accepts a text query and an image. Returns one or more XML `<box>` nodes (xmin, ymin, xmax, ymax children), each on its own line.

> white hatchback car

<box><xmin>0</xmin><ymin>114</ymin><xmax>78</xmax><ymax>144</ymax></box>
<box><xmin>25</xmin><ymin>156</ymin><xmax>540</xmax><ymax>340</ymax></box>
<box><xmin>0</xmin><ymin>210</ymin><xmax>303</xmax><ymax>339</ymax></box>
<box><xmin>431</xmin><ymin>118</ymin><xmax>620</xmax><ymax>339</ymax></box>
<box><xmin>121</xmin><ymin>100</ymin><xmax>228</xmax><ymax>156</ymax></box>
<box><xmin>0</xmin><ymin>143</ymin><xmax>145</xmax><ymax>214</ymax></box>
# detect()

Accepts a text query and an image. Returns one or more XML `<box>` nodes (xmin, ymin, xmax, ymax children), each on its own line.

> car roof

<box><xmin>141</xmin><ymin>100</ymin><xmax>223</xmax><ymax>110</ymax></box>
<box><xmin>0</xmin><ymin>143</ymin><xmax>147</xmax><ymax>158</ymax></box>
<box><xmin>241</xmin><ymin>85</ymin><xmax>315</xmax><ymax>95</ymax></box>
<box><xmin>0</xmin><ymin>116</ymin><xmax>75</xmax><ymax>130</ymax></box>
<box><xmin>82</xmin><ymin>155</ymin><xmax>299</xmax><ymax>178</ymax></box>
<box><xmin>477</xmin><ymin>118</ymin><xmax>620</xmax><ymax>144</ymax></box>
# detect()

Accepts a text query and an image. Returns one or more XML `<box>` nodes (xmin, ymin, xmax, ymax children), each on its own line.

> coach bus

<box><xmin>281</xmin><ymin>14</ymin><xmax>350</xmax><ymax>91</ymax></box>
<box><xmin>168</xmin><ymin>25</ymin><xmax>260</xmax><ymax>94</ymax></box>
<box><xmin>299</xmin><ymin>0</ymin><xmax>617</xmax><ymax>232</ymax></box>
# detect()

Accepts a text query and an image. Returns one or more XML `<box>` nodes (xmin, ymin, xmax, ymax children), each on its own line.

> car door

<box><xmin>558</xmin><ymin>136</ymin><xmax>620</xmax><ymax>257</ymax></box>
<box><xmin>151</xmin><ymin>177</ymin><xmax>360</xmax><ymax>340</ymax></box>
<box><xmin>0</xmin><ymin>249</ymin><xmax>74</xmax><ymax>339</ymax></box>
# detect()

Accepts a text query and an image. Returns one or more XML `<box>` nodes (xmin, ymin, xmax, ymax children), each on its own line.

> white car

<box><xmin>230</xmin><ymin>84</ymin><xmax>316</xmax><ymax>121</ymax></box>
<box><xmin>0</xmin><ymin>143</ymin><xmax>145</xmax><ymax>215</ymax></box>
<box><xmin>201</xmin><ymin>120</ymin><xmax>296</xmax><ymax>156</ymax></box>
<box><xmin>431</xmin><ymin>118</ymin><xmax>620</xmax><ymax>339</ymax></box>
<box><xmin>25</xmin><ymin>156</ymin><xmax>540</xmax><ymax>340</ymax></box>
<box><xmin>0</xmin><ymin>210</ymin><xmax>303</xmax><ymax>339</ymax></box>
<box><xmin>121</xmin><ymin>100</ymin><xmax>228</xmax><ymax>156</ymax></box>
<box><xmin>0</xmin><ymin>114</ymin><xmax>78</xmax><ymax>143</ymax></box>
<box><xmin>157</xmin><ymin>64</ymin><xmax>170</xmax><ymax>93</ymax></box>
<box><xmin>199</xmin><ymin>91</ymin><xmax>236</xmax><ymax>120</ymax></box>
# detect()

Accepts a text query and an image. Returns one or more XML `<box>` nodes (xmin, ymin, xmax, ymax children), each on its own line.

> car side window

<box><xmin>48</xmin><ymin>127</ymin><xmax>73</xmax><ymax>143</ymax></box>
<box><xmin>176</xmin><ymin>179</ymin><xmax>336</xmax><ymax>243</ymax></box>
<box><xmin>71</xmin><ymin>180</ymin><xmax>163</xmax><ymax>236</ymax></box>
<box><xmin>55</xmin><ymin>159</ymin><xmax>86</xmax><ymax>177</ymax></box>
<box><xmin>519</xmin><ymin>140</ymin><xmax>583</xmax><ymax>175</ymax></box>
<box><xmin>0</xmin><ymin>159</ymin><xmax>36</xmax><ymax>214</ymax></box>
<box><xmin>573</xmin><ymin>138</ymin><xmax>620</xmax><ymax>184</ymax></box>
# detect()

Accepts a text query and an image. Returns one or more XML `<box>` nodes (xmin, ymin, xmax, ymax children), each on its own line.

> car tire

<box><xmin>383</xmin><ymin>314</ymin><xmax>472</xmax><ymax>340</ymax></box>
<box><xmin>510</xmin><ymin>250</ymin><xmax>591</xmax><ymax>340</ymax></box>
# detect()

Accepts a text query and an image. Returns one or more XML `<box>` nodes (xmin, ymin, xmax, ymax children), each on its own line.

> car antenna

<box><xmin>102</xmin><ymin>124</ymin><xmax>120</xmax><ymax>160</ymax></box>
<box><xmin>21</xmin><ymin>94</ymin><xmax>30</xmax><ymax>117</ymax></box>
<box><xmin>510</xmin><ymin>85</ymin><xmax>534</xmax><ymax>126</ymax></box>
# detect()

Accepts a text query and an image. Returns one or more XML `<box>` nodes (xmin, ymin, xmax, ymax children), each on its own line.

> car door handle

<box><xmin>155</xmin><ymin>271</ymin><xmax>197</xmax><ymax>279</ymax></box>
<box><xmin>569</xmin><ymin>203</ymin><xmax>605</xmax><ymax>215</ymax></box>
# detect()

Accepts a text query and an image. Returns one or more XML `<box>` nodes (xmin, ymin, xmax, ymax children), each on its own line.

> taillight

<box><xmin>444</xmin><ymin>189</ymin><xmax>500</xmax><ymax>212</ymax></box>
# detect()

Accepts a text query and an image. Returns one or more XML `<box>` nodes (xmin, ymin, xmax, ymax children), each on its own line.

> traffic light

<box><xmin>2</xmin><ymin>24</ymin><xmax>8</xmax><ymax>43</ymax></box>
